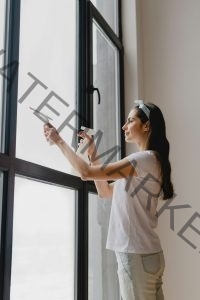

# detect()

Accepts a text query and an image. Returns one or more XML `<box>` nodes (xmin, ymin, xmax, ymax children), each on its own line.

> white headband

<box><xmin>139</xmin><ymin>104</ymin><xmax>150</xmax><ymax>119</ymax></box>
<box><xmin>134</xmin><ymin>100</ymin><xmax>150</xmax><ymax>119</ymax></box>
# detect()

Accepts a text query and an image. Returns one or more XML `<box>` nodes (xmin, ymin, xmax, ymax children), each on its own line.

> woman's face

<box><xmin>122</xmin><ymin>109</ymin><xmax>148</xmax><ymax>144</ymax></box>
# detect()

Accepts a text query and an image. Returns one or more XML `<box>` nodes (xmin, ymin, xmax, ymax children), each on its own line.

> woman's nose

<box><xmin>122</xmin><ymin>123</ymin><xmax>127</xmax><ymax>131</ymax></box>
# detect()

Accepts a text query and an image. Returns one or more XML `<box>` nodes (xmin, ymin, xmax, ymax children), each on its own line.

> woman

<box><xmin>44</xmin><ymin>102</ymin><xmax>174</xmax><ymax>300</ymax></box>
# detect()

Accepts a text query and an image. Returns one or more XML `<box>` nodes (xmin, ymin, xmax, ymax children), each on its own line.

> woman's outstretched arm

<box><xmin>44</xmin><ymin>124</ymin><xmax>137</xmax><ymax>182</ymax></box>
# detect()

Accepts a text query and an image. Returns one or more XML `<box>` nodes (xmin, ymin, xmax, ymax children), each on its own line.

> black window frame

<box><xmin>0</xmin><ymin>1</ymin><xmax>124</xmax><ymax>300</ymax></box>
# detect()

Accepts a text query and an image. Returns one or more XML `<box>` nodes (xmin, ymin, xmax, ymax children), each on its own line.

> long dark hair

<box><xmin>135</xmin><ymin>103</ymin><xmax>174</xmax><ymax>200</ymax></box>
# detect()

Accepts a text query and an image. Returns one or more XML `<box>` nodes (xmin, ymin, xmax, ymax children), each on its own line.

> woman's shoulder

<box><xmin>126</xmin><ymin>150</ymin><xmax>161</xmax><ymax>178</ymax></box>
<box><xmin>126</xmin><ymin>150</ymin><xmax>157</xmax><ymax>161</ymax></box>
<box><xmin>126</xmin><ymin>150</ymin><xmax>157</xmax><ymax>168</ymax></box>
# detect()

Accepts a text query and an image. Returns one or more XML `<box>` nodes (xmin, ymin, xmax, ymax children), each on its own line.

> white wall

<box><xmin>123</xmin><ymin>1</ymin><xmax>200</xmax><ymax>299</ymax></box>
<box><xmin>122</xmin><ymin>0</ymin><xmax>142</xmax><ymax>154</ymax></box>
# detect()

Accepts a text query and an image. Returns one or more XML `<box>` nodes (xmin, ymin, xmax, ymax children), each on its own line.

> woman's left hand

<box><xmin>43</xmin><ymin>123</ymin><xmax>62</xmax><ymax>145</ymax></box>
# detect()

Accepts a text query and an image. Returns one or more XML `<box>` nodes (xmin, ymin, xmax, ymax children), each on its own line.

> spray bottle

<box><xmin>71</xmin><ymin>126</ymin><xmax>95</xmax><ymax>176</ymax></box>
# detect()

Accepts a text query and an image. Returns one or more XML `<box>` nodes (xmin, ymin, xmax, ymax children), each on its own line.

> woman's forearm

<box><xmin>56</xmin><ymin>138</ymin><xmax>112</xmax><ymax>197</ymax></box>
<box><xmin>90</xmin><ymin>157</ymin><xmax>113</xmax><ymax>199</ymax></box>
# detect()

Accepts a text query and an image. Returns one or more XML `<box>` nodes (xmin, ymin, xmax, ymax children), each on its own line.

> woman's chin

<box><xmin>125</xmin><ymin>134</ymin><xmax>136</xmax><ymax>143</ymax></box>
<box><xmin>125</xmin><ymin>136</ymin><xmax>133</xmax><ymax>143</ymax></box>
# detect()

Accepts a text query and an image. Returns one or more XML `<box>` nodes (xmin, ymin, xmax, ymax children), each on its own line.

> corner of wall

<box><xmin>122</xmin><ymin>0</ymin><xmax>145</xmax><ymax>154</ymax></box>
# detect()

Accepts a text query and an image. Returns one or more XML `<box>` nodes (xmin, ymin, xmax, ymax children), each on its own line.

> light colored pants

<box><xmin>115</xmin><ymin>251</ymin><xmax>165</xmax><ymax>300</ymax></box>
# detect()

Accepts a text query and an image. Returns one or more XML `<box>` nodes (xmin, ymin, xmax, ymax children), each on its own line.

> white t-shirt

<box><xmin>106</xmin><ymin>150</ymin><xmax>163</xmax><ymax>254</ymax></box>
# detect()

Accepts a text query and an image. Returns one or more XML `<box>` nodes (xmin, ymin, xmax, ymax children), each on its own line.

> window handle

<box><xmin>89</xmin><ymin>85</ymin><xmax>101</xmax><ymax>104</ymax></box>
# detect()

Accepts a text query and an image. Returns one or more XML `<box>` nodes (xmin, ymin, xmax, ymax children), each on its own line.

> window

<box><xmin>0</xmin><ymin>172</ymin><xmax>3</xmax><ymax>248</ymax></box>
<box><xmin>16</xmin><ymin>0</ymin><xmax>77</xmax><ymax>174</ymax></box>
<box><xmin>0</xmin><ymin>1</ymin><xmax>124</xmax><ymax>299</ymax></box>
<box><xmin>0</xmin><ymin>0</ymin><xmax>6</xmax><ymax>151</ymax></box>
<box><xmin>92</xmin><ymin>21</ymin><xmax>121</xmax><ymax>162</ymax></box>
<box><xmin>90</xmin><ymin>0</ymin><xmax>119</xmax><ymax>34</ymax></box>
<box><xmin>87</xmin><ymin>5</ymin><xmax>123</xmax><ymax>298</ymax></box>
<box><xmin>88</xmin><ymin>193</ymin><xmax>120</xmax><ymax>300</ymax></box>
<box><xmin>11</xmin><ymin>177</ymin><xmax>75</xmax><ymax>300</ymax></box>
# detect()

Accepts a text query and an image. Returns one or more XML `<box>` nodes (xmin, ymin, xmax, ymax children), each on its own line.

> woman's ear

<box><xmin>144</xmin><ymin>121</ymin><xmax>150</xmax><ymax>132</ymax></box>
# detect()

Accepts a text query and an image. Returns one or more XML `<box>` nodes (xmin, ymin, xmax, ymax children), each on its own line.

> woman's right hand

<box><xmin>44</xmin><ymin>123</ymin><xmax>63</xmax><ymax>145</ymax></box>
<box><xmin>77</xmin><ymin>131</ymin><xmax>97</xmax><ymax>161</ymax></box>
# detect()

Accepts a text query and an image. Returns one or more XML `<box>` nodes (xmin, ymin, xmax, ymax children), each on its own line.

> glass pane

<box><xmin>11</xmin><ymin>177</ymin><xmax>75</xmax><ymax>300</ymax></box>
<box><xmin>88</xmin><ymin>192</ymin><xmax>120</xmax><ymax>300</ymax></box>
<box><xmin>0</xmin><ymin>0</ymin><xmax>6</xmax><ymax>151</ymax></box>
<box><xmin>93</xmin><ymin>22</ymin><xmax>121</xmax><ymax>163</ymax></box>
<box><xmin>0</xmin><ymin>171</ymin><xmax>3</xmax><ymax>248</ymax></box>
<box><xmin>16</xmin><ymin>1</ymin><xmax>77</xmax><ymax>174</ymax></box>
<box><xmin>91</xmin><ymin>0</ymin><xmax>119</xmax><ymax>35</ymax></box>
